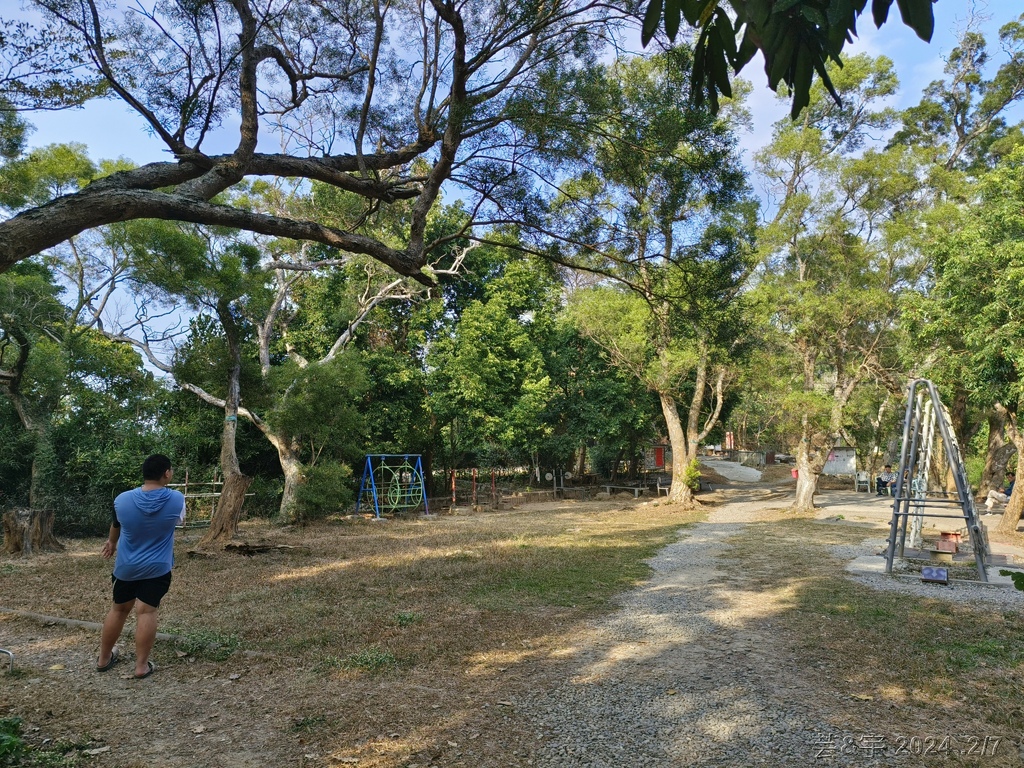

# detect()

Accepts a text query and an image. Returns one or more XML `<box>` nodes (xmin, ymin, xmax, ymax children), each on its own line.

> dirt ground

<box><xmin>0</xmin><ymin>496</ymin><xmax>695</xmax><ymax>768</ymax></box>
<box><xmin>2</xmin><ymin>474</ymin><xmax>1023</xmax><ymax>767</ymax></box>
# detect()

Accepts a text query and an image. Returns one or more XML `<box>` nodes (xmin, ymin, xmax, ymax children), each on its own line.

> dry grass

<box><xmin>696</xmin><ymin>466</ymin><xmax>731</xmax><ymax>486</ymax></box>
<box><xmin>720</xmin><ymin>519</ymin><xmax>1024</xmax><ymax>765</ymax></box>
<box><xmin>0</xmin><ymin>499</ymin><xmax>702</xmax><ymax>768</ymax></box>
<box><xmin>5</xmin><ymin>494</ymin><xmax>1024</xmax><ymax>767</ymax></box>
<box><xmin>759</xmin><ymin>464</ymin><xmax>798</xmax><ymax>483</ymax></box>
<box><xmin>816</xmin><ymin>474</ymin><xmax>857</xmax><ymax>490</ymax></box>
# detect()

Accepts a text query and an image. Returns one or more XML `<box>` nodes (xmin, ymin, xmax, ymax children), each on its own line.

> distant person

<box><xmin>876</xmin><ymin>464</ymin><xmax>898</xmax><ymax>496</ymax></box>
<box><xmin>985</xmin><ymin>471</ymin><xmax>1016</xmax><ymax>512</ymax></box>
<box><xmin>96</xmin><ymin>454</ymin><xmax>185</xmax><ymax>679</ymax></box>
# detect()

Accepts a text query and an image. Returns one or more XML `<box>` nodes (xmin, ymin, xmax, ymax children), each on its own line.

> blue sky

<box><xmin>736</xmin><ymin>2</ymin><xmax>1021</xmax><ymax>157</ymax></box>
<box><xmin>22</xmin><ymin>4</ymin><xmax>1022</xmax><ymax>178</ymax></box>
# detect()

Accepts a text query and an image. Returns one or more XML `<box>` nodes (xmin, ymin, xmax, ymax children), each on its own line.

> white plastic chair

<box><xmin>855</xmin><ymin>471</ymin><xmax>870</xmax><ymax>492</ymax></box>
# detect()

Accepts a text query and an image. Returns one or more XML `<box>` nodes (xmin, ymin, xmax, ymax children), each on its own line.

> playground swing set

<box><xmin>355</xmin><ymin>454</ymin><xmax>429</xmax><ymax>519</ymax></box>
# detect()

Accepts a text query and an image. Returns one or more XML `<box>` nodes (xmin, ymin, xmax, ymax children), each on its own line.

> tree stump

<box><xmin>2</xmin><ymin>508</ymin><xmax>65</xmax><ymax>555</ymax></box>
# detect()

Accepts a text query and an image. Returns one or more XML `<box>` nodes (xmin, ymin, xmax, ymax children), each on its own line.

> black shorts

<box><xmin>111</xmin><ymin>571</ymin><xmax>172</xmax><ymax>608</ymax></box>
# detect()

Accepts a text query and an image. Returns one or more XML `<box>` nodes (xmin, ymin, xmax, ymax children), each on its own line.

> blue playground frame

<box><xmin>355</xmin><ymin>454</ymin><xmax>429</xmax><ymax>518</ymax></box>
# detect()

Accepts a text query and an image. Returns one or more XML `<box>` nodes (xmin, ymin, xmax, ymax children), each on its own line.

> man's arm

<box><xmin>101</xmin><ymin>524</ymin><xmax>120</xmax><ymax>559</ymax></box>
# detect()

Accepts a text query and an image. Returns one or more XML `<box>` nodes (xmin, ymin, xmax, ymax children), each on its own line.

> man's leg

<box><xmin>98</xmin><ymin>599</ymin><xmax>134</xmax><ymax>668</ymax></box>
<box><xmin>985</xmin><ymin>490</ymin><xmax>1009</xmax><ymax>511</ymax></box>
<box><xmin>133</xmin><ymin>600</ymin><xmax>159</xmax><ymax>677</ymax></box>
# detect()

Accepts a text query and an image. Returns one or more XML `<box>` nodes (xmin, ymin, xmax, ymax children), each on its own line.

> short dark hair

<box><xmin>142</xmin><ymin>454</ymin><xmax>172</xmax><ymax>481</ymax></box>
<box><xmin>884</xmin><ymin>464</ymin><xmax>892</xmax><ymax>469</ymax></box>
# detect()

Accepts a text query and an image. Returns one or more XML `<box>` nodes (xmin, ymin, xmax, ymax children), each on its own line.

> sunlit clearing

<box><xmin>270</xmin><ymin>559</ymin><xmax>353</xmax><ymax>582</ymax></box>
<box><xmin>705</xmin><ymin>581</ymin><xmax>805</xmax><ymax>628</ymax></box>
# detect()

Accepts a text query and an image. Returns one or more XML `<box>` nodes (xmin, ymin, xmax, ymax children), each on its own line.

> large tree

<box><xmin>926</xmin><ymin>146</ymin><xmax>1024</xmax><ymax>534</ymax></box>
<box><xmin>552</xmin><ymin>49</ymin><xmax>756</xmax><ymax>504</ymax></box>
<box><xmin>0</xmin><ymin>0</ymin><xmax>622</xmax><ymax>281</ymax></box>
<box><xmin>427</xmin><ymin>254</ymin><xmax>560</xmax><ymax>476</ymax></box>
<box><xmin>751</xmin><ymin>53</ymin><xmax>911</xmax><ymax>510</ymax></box>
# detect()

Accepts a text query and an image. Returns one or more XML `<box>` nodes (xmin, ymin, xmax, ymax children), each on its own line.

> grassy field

<box><xmin>2</xmin><ymin>494</ymin><xmax>1024</xmax><ymax>766</ymax></box>
<box><xmin>0</xmin><ymin>498</ymin><xmax>702</xmax><ymax>767</ymax></box>
<box><xmin>721</xmin><ymin>518</ymin><xmax>1024</xmax><ymax>763</ymax></box>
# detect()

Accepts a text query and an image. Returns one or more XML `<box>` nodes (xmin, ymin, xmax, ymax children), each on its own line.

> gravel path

<box><xmin>523</xmin><ymin>487</ymin><xmax>845</xmax><ymax>767</ymax></box>
<box><xmin>520</xmin><ymin>481</ymin><xmax>1024</xmax><ymax>767</ymax></box>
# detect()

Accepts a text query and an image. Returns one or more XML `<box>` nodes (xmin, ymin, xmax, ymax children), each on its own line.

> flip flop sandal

<box><xmin>134</xmin><ymin>661</ymin><xmax>156</xmax><ymax>679</ymax></box>
<box><xmin>96</xmin><ymin>648</ymin><xmax>120</xmax><ymax>672</ymax></box>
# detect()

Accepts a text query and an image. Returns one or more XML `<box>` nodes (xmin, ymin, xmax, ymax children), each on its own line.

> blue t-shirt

<box><xmin>112</xmin><ymin>487</ymin><xmax>186</xmax><ymax>581</ymax></box>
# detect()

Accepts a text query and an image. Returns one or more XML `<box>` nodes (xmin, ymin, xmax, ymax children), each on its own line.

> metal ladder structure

<box><xmin>884</xmin><ymin>379</ymin><xmax>989</xmax><ymax>581</ymax></box>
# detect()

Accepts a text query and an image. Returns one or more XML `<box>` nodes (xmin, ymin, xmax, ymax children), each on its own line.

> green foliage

<box><xmin>359</xmin><ymin>349</ymin><xmax>430</xmax><ymax>456</ymax></box>
<box><xmin>341</xmin><ymin>646</ymin><xmax>399</xmax><ymax>673</ymax></box>
<box><xmin>737</xmin><ymin>53</ymin><xmax>912</xmax><ymax>468</ymax></box>
<box><xmin>294</xmin><ymin>461</ymin><xmax>355</xmax><ymax>522</ymax></box>
<box><xmin>683</xmin><ymin>458</ymin><xmax>702</xmax><ymax>492</ymax></box>
<box><xmin>266</xmin><ymin>355</ymin><xmax>367</xmax><ymax>459</ymax></box>
<box><xmin>545</xmin><ymin>51</ymin><xmax>754</xmax><ymax>478</ymax></box>
<box><xmin>290</xmin><ymin>714</ymin><xmax>329</xmax><ymax>733</ymax></box>
<box><xmin>928</xmin><ymin>147</ymin><xmax>1024</xmax><ymax>413</ymax></box>
<box><xmin>394</xmin><ymin>611</ymin><xmax>422</xmax><ymax>627</ymax></box>
<box><xmin>170</xmin><ymin>628</ymin><xmax>242</xmax><ymax>661</ymax></box>
<box><xmin>0</xmin><ymin>142</ymin><xmax>96</xmax><ymax>208</ymax></box>
<box><xmin>427</xmin><ymin>253</ymin><xmax>561</xmax><ymax>470</ymax></box>
<box><xmin>999</xmin><ymin>570</ymin><xmax>1024</xmax><ymax>592</ymax></box>
<box><xmin>0</xmin><ymin>718</ymin><xmax>25</xmax><ymax>766</ymax></box>
<box><xmin>643</xmin><ymin>0</ymin><xmax>935</xmax><ymax>118</ymax></box>
<box><xmin>0</xmin><ymin>716</ymin><xmax>79</xmax><ymax>767</ymax></box>
<box><xmin>890</xmin><ymin>17</ymin><xmax>1024</xmax><ymax>172</ymax></box>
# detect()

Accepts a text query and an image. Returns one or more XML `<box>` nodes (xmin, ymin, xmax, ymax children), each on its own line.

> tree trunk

<box><xmin>200</xmin><ymin>421</ymin><xmax>253</xmax><ymax>544</ymax></box>
<box><xmin>997</xmin><ymin>414</ymin><xmax>1024</xmax><ymax>535</ymax></box>
<box><xmin>609</xmin><ymin>448</ymin><xmax>623</xmax><ymax>482</ymax></box>
<box><xmin>2</xmin><ymin>508</ymin><xmax>64</xmax><ymax>554</ymax></box>
<box><xmin>198</xmin><ymin>301</ymin><xmax>251</xmax><ymax>546</ymax></box>
<box><xmin>793</xmin><ymin>446</ymin><xmax>819</xmax><ymax>511</ymax></box>
<box><xmin>979</xmin><ymin>405</ymin><xmax>1014</xmax><ymax>498</ymax></box>
<box><xmin>11</xmin><ymin>431</ymin><xmax>64</xmax><ymax>555</ymax></box>
<box><xmin>661</xmin><ymin>393</ymin><xmax>695</xmax><ymax>505</ymax></box>
<box><xmin>276</xmin><ymin>442</ymin><xmax>305</xmax><ymax>523</ymax></box>
<box><xmin>627</xmin><ymin>439</ymin><xmax>640</xmax><ymax>480</ymax></box>
<box><xmin>793</xmin><ymin>415</ymin><xmax>831</xmax><ymax>512</ymax></box>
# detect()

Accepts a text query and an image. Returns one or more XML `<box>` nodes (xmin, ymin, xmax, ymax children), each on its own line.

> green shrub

<box><xmin>0</xmin><ymin>718</ymin><xmax>25</xmax><ymax>766</ymax></box>
<box><xmin>683</xmin><ymin>458</ymin><xmax>702</xmax><ymax>492</ymax></box>
<box><xmin>294</xmin><ymin>462</ymin><xmax>354</xmax><ymax>522</ymax></box>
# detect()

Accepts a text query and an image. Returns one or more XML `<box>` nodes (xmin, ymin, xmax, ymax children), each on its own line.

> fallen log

<box><xmin>223</xmin><ymin>542</ymin><xmax>311</xmax><ymax>556</ymax></box>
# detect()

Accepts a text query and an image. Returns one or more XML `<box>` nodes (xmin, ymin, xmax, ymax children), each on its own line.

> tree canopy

<box><xmin>0</xmin><ymin>0</ymin><xmax>621</xmax><ymax>280</ymax></box>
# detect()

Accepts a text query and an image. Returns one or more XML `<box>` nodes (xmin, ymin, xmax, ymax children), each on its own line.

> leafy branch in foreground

<box><xmin>642</xmin><ymin>0</ymin><xmax>936</xmax><ymax>118</ymax></box>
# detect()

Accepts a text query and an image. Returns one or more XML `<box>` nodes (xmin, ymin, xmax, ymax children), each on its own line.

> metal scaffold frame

<box><xmin>885</xmin><ymin>379</ymin><xmax>989</xmax><ymax>581</ymax></box>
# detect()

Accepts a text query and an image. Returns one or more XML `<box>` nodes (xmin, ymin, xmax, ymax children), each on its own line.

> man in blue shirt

<box><xmin>96</xmin><ymin>454</ymin><xmax>186</xmax><ymax>679</ymax></box>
